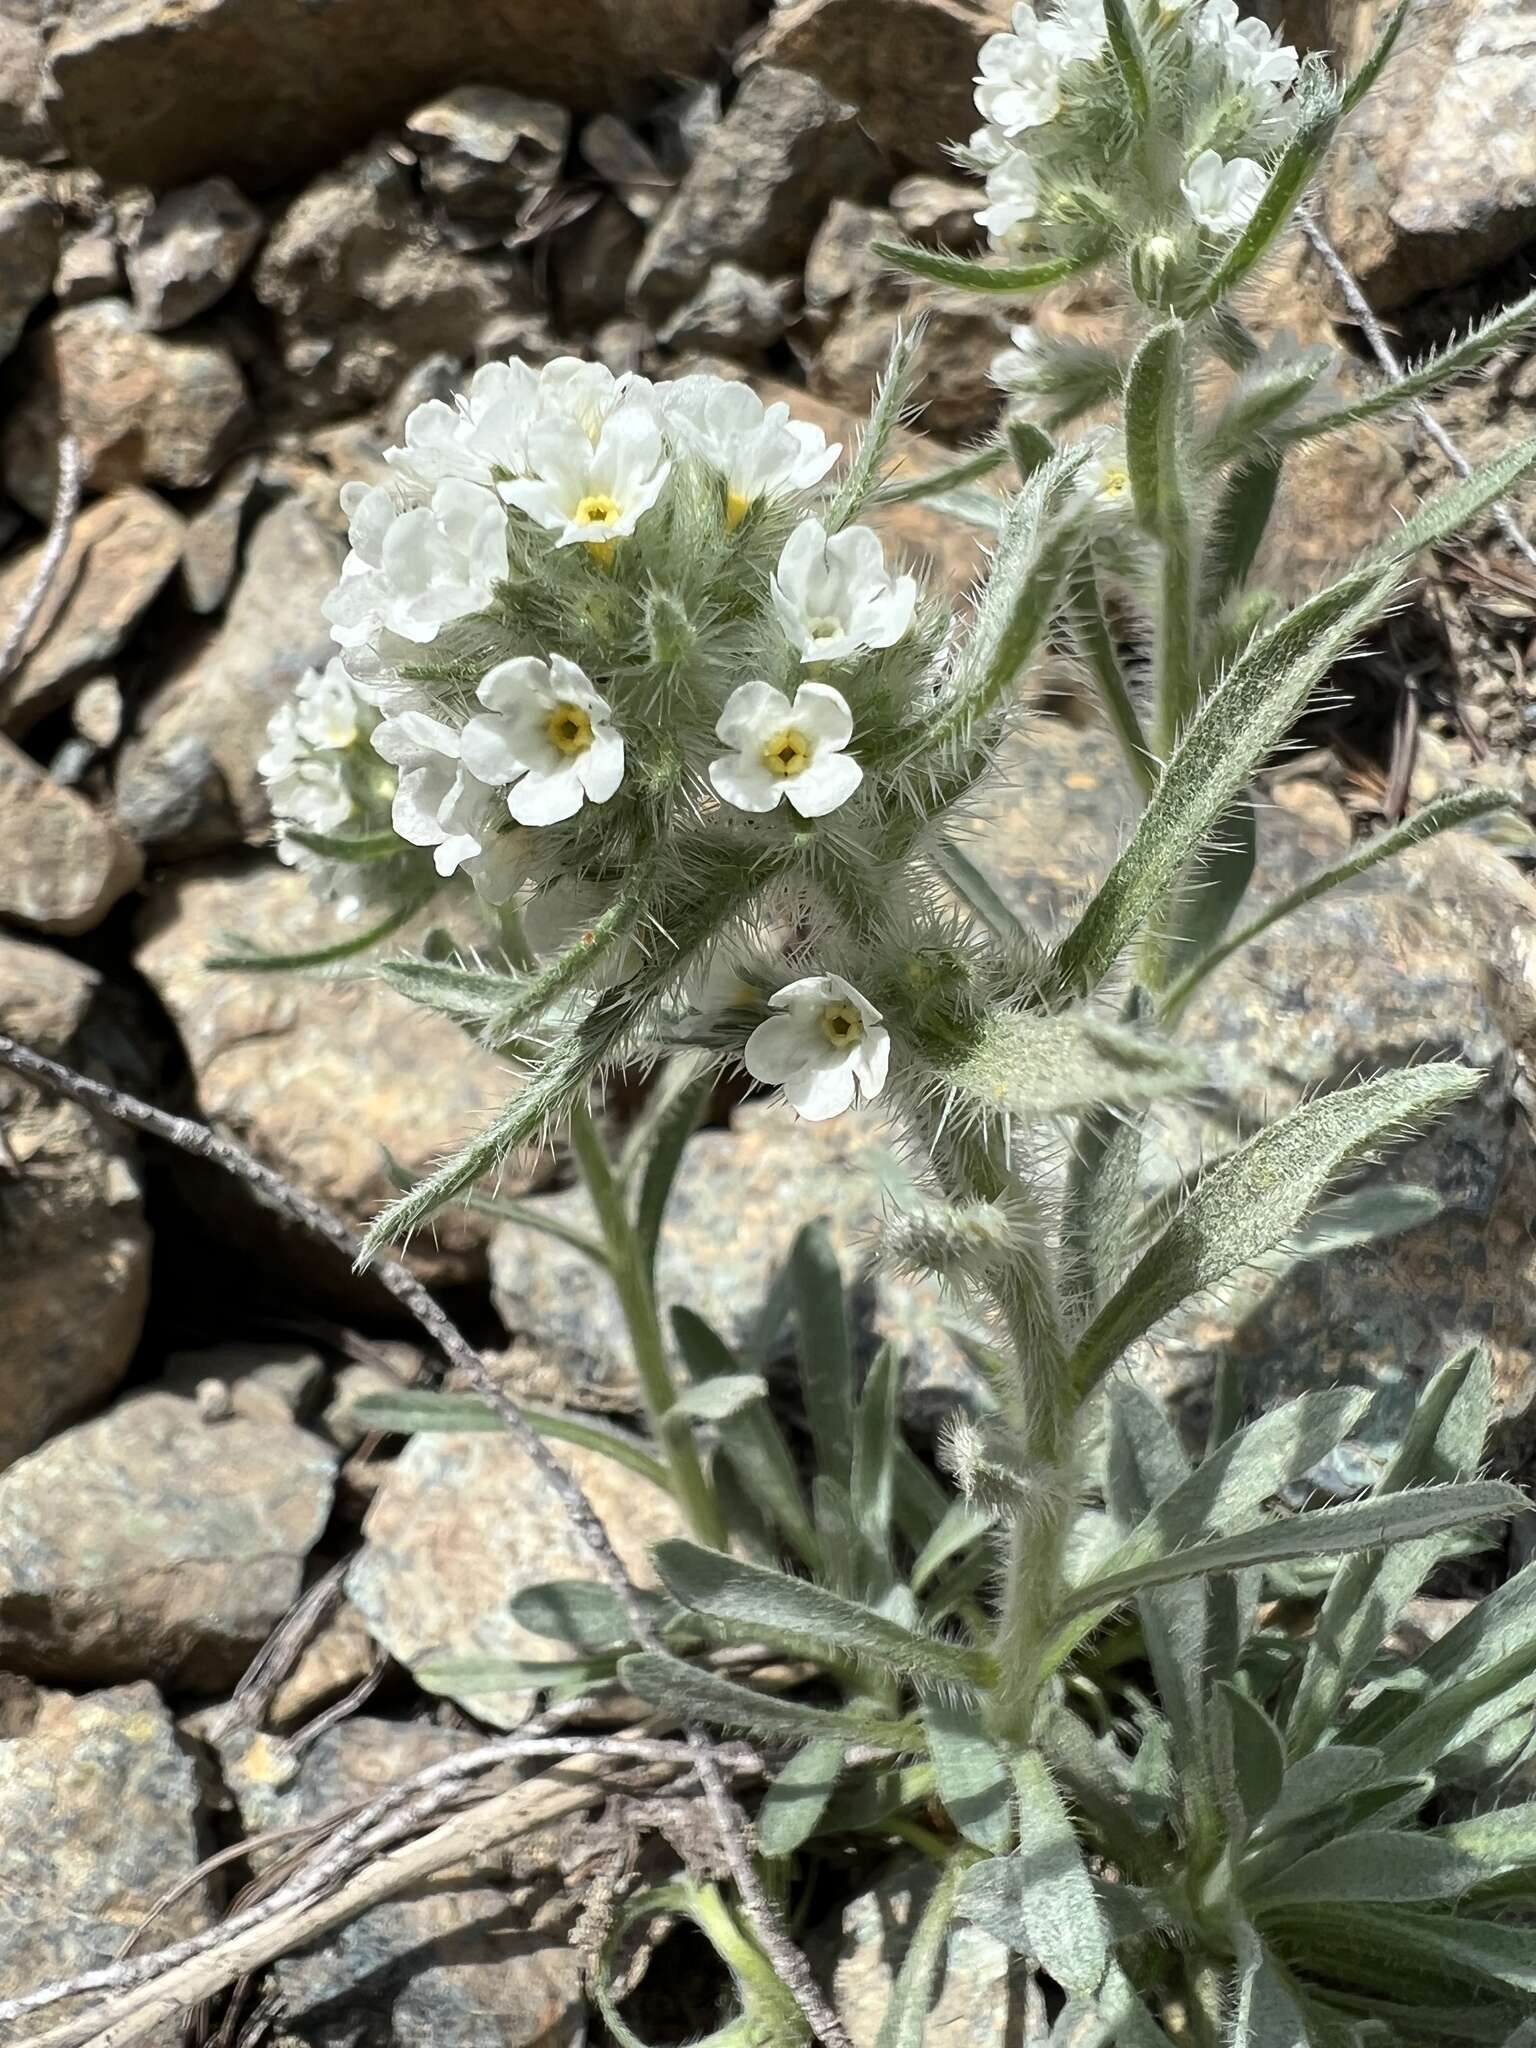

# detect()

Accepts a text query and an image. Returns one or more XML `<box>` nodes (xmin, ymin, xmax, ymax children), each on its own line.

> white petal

<box><xmin>507</xmin><ymin>763</ymin><xmax>587</xmax><ymax>826</ymax></box>
<box><xmin>791</xmin><ymin>682</ymin><xmax>854</xmax><ymax>750</ymax></box>
<box><xmin>743</xmin><ymin>1012</ymin><xmax>814</xmax><ymax>1086</ymax></box>
<box><xmin>710</xmin><ymin>753</ymin><xmax>785</xmax><ymax>814</ymax></box>
<box><xmin>716</xmin><ymin>680</ymin><xmax>790</xmax><ymax>750</ymax></box>
<box><xmin>786</xmin><ymin>749</ymin><xmax>862</xmax><ymax>819</ymax></box>
<box><xmin>578</xmin><ymin>729</ymin><xmax>625</xmax><ymax>804</ymax></box>
<box><xmin>478</xmin><ymin>655</ymin><xmax>555</xmax><ymax>711</ymax></box>
<box><xmin>853</xmin><ymin>1026</ymin><xmax>891</xmax><ymax>1100</ymax></box>
<box><xmin>784</xmin><ymin>1057</ymin><xmax>858</xmax><ymax>1121</ymax></box>
<box><xmin>460</xmin><ymin>713</ymin><xmax>531</xmax><ymax>785</ymax></box>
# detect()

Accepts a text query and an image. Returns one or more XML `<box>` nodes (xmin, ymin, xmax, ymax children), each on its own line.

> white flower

<box><xmin>771</xmin><ymin>519</ymin><xmax>917</xmax><ymax>665</ymax></box>
<box><xmin>323</xmin><ymin>479</ymin><xmax>508</xmax><ymax>648</ymax></box>
<box><xmin>370</xmin><ymin>711</ymin><xmax>521</xmax><ymax>900</ymax></box>
<box><xmin>991</xmin><ymin>322</ymin><xmax>1053</xmax><ymax>402</ymax></box>
<box><xmin>259</xmin><ymin>660</ymin><xmax>389</xmax><ymax>914</ymax></box>
<box><xmin>709</xmin><ymin>680</ymin><xmax>863</xmax><ymax>819</ymax></box>
<box><xmin>975</xmin><ymin>13</ymin><xmax>1068</xmax><ymax>134</ymax></box>
<box><xmin>500</xmin><ymin>409</ymin><xmax>671</xmax><ymax>551</ymax></box>
<box><xmin>460</xmin><ymin>654</ymin><xmax>625</xmax><ymax>827</ymax></box>
<box><xmin>536</xmin><ymin>356</ymin><xmax>658</xmax><ymax>439</ymax></box>
<box><xmin>976</xmin><ymin>149</ymin><xmax>1041</xmax><ymax>249</ymax></box>
<box><xmin>1181</xmin><ymin>149</ymin><xmax>1267</xmax><ymax>234</ymax></box>
<box><xmin>385</xmin><ymin>359</ymin><xmax>542</xmax><ymax>490</ymax></box>
<box><xmin>660</xmin><ymin>377</ymin><xmax>840</xmax><ymax>526</ymax></box>
<box><xmin>744</xmin><ymin>974</ymin><xmax>891</xmax><ymax>1121</ymax></box>
<box><xmin>1050</xmin><ymin>0</ymin><xmax>1107</xmax><ymax>60</ymax></box>
<box><xmin>1076</xmin><ymin>442</ymin><xmax>1135</xmax><ymax>512</ymax></box>
<box><xmin>1193</xmin><ymin>0</ymin><xmax>1299</xmax><ymax>96</ymax></box>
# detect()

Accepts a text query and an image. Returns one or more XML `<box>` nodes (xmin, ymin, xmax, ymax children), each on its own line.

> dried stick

<box><xmin>209</xmin><ymin>1558</ymin><xmax>351</xmax><ymax>1743</ymax></box>
<box><xmin>1300</xmin><ymin>210</ymin><xmax>1536</xmax><ymax>576</ymax></box>
<box><xmin>0</xmin><ymin>437</ymin><xmax>83</xmax><ymax>687</ymax></box>
<box><xmin>0</xmin><ymin>1033</ymin><xmax>849</xmax><ymax>2048</ymax></box>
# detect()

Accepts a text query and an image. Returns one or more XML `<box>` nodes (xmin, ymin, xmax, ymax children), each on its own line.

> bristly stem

<box><xmin>566</xmin><ymin>1093</ymin><xmax>728</xmax><ymax>1550</ymax></box>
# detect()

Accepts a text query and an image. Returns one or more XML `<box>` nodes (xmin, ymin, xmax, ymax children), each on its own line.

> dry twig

<box><xmin>0</xmin><ymin>1032</ymin><xmax>848</xmax><ymax>2048</ymax></box>
<box><xmin>0</xmin><ymin>437</ymin><xmax>84</xmax><ymax>688</ymax></box>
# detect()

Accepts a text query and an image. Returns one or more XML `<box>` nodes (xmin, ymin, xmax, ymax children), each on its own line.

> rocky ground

<box><xmin>2</xmin><ymin>0</ymin><xmax>1536</xmax><ymax>2040</ymax></box>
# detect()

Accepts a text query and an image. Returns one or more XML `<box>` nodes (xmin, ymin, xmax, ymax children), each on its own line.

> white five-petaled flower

<box><xmin>370</xmin><ymin>710</ymin><xmax>520</xmax><ymax>901</ymax></box>
<box><xmin>975</xmin><ymin>11</ymin><xmax>1069</xmax><ymax>134</ymax></box>
<box><xmin>259</xmin><ymin>659</ymin><xmax>368</xmax><ymax>838</ymax></box>
<box><xmin>460</xmin><ymin>654</ymin><xmax>625</xmax><ymax>827</ymax></box>
<box><xmin>1076</xmin><ymin>441</ymin><xmax>1135</xmax><ymax>513</ymax></box>
<box><xmin>323</xmin><ymin>478</ymin><xmax>508</xmax><ymax>649</ymax></box>
<box><xmin>709</xmin><ymin>680</ymin><xmax>863</xmax><ymax>819</ymax></box>
<box><xmin>772</xmin><ymin>519</ymin><xmax>917</xmax><ymax>665</ymax></box>
<box><xmin>744</xmin><ymin>975</ymin><xmax>891</xmax><ymax>1122</ymax></box>
<box><xmin>660</xmin><ymin>376</ymin><xmax>840</xmax><ymax>526</ymax></box>
<box><xmin>500</xmin><ymin>408</ymin><xmax>670</xmax><ymax>552</ymax></box>
<box><xmin>1181</xmin><ymin>149</ymin><xmax>1267</xmax><ymax>234</ymax></box>
<box><xmin>1194</xmin><ymin>0</ymin><xmax>1299</xmax><ymax>96</ymax></box>
<box><xmin>976</xmin><ymin>149</ymin><xmax>1042</xmax><ymax>249</ymax></box>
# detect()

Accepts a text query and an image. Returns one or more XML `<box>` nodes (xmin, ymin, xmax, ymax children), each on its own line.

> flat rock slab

<box><xmin>0</xmin><ymin>1391</ymin><xmax>337</xmax><ymax>1689</ymax></box>
<box><xmin>216</xmin><ymin>1717</ymin><xmax>585</xmax><ymax>2046</ymax></box>
<box><xmin>0</xmin><ymin>1682</ymin><xmax>213</xmax><ymax>2043</ymax></box>
<box><xmin>0</xmin><ymin>931</ymin><xmax>150</xmax><ymax>1469</ymax></box>
<box><xmin>134</xmin><ymin>861</ymin><xmax>521</xmax><ymax>1276</ymax></box>
<box><xmin>348</xmin><ymin>1435</ymin><xmax>684</xmax><ymax>1727</ymax></box>
<box><xmin>46</xmin><ymin>0</ymin><xmax>753</xmax><ymax>191</ymax></box>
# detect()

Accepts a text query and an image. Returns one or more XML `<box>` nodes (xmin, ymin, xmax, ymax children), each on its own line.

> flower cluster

<box><xmin>261</xmin><ymin>354</ymin><xmax>946</xmax><ymax>1118</ymax></box>
<box><xmin>969</xmin><ymin>0</ymin><xmax>1302</xmax><ymax>260</ymax></box>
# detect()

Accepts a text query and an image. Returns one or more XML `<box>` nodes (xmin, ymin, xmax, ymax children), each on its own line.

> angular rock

<box><xmin>47</xmin><ymin>0</ymin><xmax>752</xmax><ymax>191</ymax></box>
<box><xmin>72</xmin><ymin>675</ymin><xmax>126</xmax><ymax>749</ymax></box>
<box><xmin>889</xmin><ymin>172</ymin><xmax>983</xmax><ymax>248</ymax></box>
<box><xmin>803</xmin><ymin>200</ymin><xmax>896</xmax><ymax>318</ymax></box>
<box><xmin>160</xmin><ymin>1339</ymin><xmax>329</xmax><ymax>1426</ymax></box>
<box><xmin>831</xmin><ymin>1862</ymin><xmax>1020</xmax><ymax>2044</ymax></box>
<box><xmin>54</xmin><ymin>219</ymin><xmax>123</xmax><ymax>305</ymax></box>
<box><xmin>813</xmin><ymin>281</ymin><xmax>1010</xmax><ymax>440</ymax></box>
<box><xmin>1</xmin><ymin>298</ymin><xmax>251</xmax><ymax>519</ymax></box>
<box><xmin>252</xmin><ymin>143</ymin><xmax>506</xmax><ymax>414</ymax></box>
<box><xmin>216</xmin><ymin>1718</ymin><xmax>584</xmax><ymax>2044</ymax></box>
<box><xmin>126</xmin><ymin>176</ymin><xmax>265</xmax><ymax>330</ymax></box>
<box><xmin>348</xmin><ymin>1436</ymin><xmax>685</xmax><ymax>1726</ymax></box>
<box><xmin>0</xmin><ymin>487</ymin><xmax>185</xmax><ymax>736</ymax></box>
<box><xmin>178</xmin><ymin>453</ymin><xmax>263</xmax><ymax>614</ymax></box>
<box><xmin>746</xmin><ymin>0</ymin><xmax>1012</xmax><ymax>171</ymax></box>
<box><xmin>0</xmin><ymin>13</ymin><xmax>53</xmax><ymax>161</ymax></box>
<box><xmin>406</xmin><ymin>87</ymin><xmax>571</xmax><ymax>218</ymax></box>
<box><xmin>268</xmin><ymin>1600</ymin><xmax>378</xmax><ymax>1730</ymax></box>
<box><xmin>555</xmin><ymin>196</ymin><xmax>646</xmax><ymax>333</ymax></box>
<box><xmin>631</xmin><ymin>65</ymin><xmax>886</xmax><ymax>318</ymax></box>
<box><xmin>0</xmin><ymin>1391</ymin><xmax>337</xmax><ymax>1688</ymax></box>
<box><xmin>0</xmin><ymin>161</ymin><xmax>60</xmax><ymax>366</ymax></box>
<box><xmin>0</xmin><ymin>933</ymin><xmax>150</xmax><ymax>1469</ymax></box>
<box><xmin>0</xmin><ymin>1683</ymin><xmax>213</xmax><ymax>2033</ymax></box>
<box><xmin>490</xmin><ymin>1099</ymin><xmax>971</xmax><ymax>1429</ymax></box>
<box><xmin>134</xmin><ymin>861</ymin><xmax>522</xmax><ymax>1274</ymax></box>
<box><xmin>116</xmin><ymin>496</ymin><xmax>340</xmax><ymax>849</ymax></box>
<box><xmin>976</xmin><ymin>717</ymin><xmax>1536</xmax><ymax>1449</ymax></box>
<box><xmin>0</xmin><ymin>733</ymin><xmax>143</xmax><ymax>934</ymax></box>
<box><xmin>658</xmin><ymin>263</ymin><xmax>797</xmax><ymax>355</ymax></box>
<box><xmin>1320</xmin><ymin>0</ymin><xmax>1536</xmax><ymax>307</ymax></box>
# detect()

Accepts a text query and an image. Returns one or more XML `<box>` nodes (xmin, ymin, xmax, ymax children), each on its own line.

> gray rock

<box><xmin>1</xmin><ymin>298</ymin><xmax>251</xmax><ymax>520</ymax></box>
<box><xmin>0</xmin><ymin>1390</ymin><xmax>337</xmax><ymax>1689</ymax></box>
<box><xmin>813</xmin><ymin>280</ymin><xmax>1009</xmax><ymax>440</ymax></box>
<box><xmin>252</xmin><ymin>143</ymin><xmax>507</xmax><ymax>415</ymax></box>
<box><xmin>54</xmin><ymin>219</ymin><xmax>123</xmax><ymax>305</ymax></box>
<box><xmin>215</xmin><ymin>1717</ymin><xmax>584</xmax><ymax>2045</ymax></box>
<box><xmin>406</xmin><ymin>87</ymin><xmax>570</xmax><ymax>218</ymax></box>
<box><xmin>46</xmin><ymin>0</ymin><xmax>752</xmax><ymax>191</ymax></box>
<box><xmin>489</xmin><ymin>1099</ymin><xmax>972</xmax><ymax>1429</ymax></box>
<box><xmin>747</xmin><ymin>0</ymin><xmax>1011</xmax><ymax>172</ymax></box>
<box><xmin>631</xmin><ymin>65</ymin><xmax>886</xmax><ymax>318</ymax></box>
<box><xmin>0</xmin><ymin>13</ymin><xmax>53</xmax><ymax>161</ymax></box>
<box><xmin>71</xmin><ymin>675</ymin><xmax>126</xmax><ymax>749</ymax></box>
<box><xmin>974</xmin><ymin>717</ymin><xmax>1536</xmax><ymax>1451</ymax></box>
<box><xmin>0</xmin><ymin>162</ymin><xmax>59</xmax><ymax>366</ymax></box>
<box><xmin>267</xmin><ymin>1600</ymin><xmax>379</xmax><ymax>1730</ymax></box>
<box><xmin>804</xmin><ymin>200</ymin><xmax>897</xmax><ymax>316</ymax></box>
<box><xmin>556</xmin><ymin>195</ymin><xmax>646</xmax><ymax>333</ymax></box>
<box><xmin>0</xmin><ymin>933</ymin><xmax>150</xmax><ymax>1470</ymax></box>
<box><xmin>0</xmin><ymin>1683</ymin><xmax>213</xmax><ymax>2038</ymax></box>
<box><xmin>0</xmin><ymin>733</ymin><xmax>143</xmax><ymax>934</ymax></box>
<box><xmin>126</xmin><ymin>176</ymin><xmax>265</xmax><ymax>329</ymax></box>
<box><xmin>1320</xmin><ymin>0</ymin><xmax>1536</xmax><ymax>307</ymax></box>
<box><xmin>116</xmin><ymin>496</ymin><xmax>341</xmax><ymax>848</ymax></box>
<box><xmin>348</xmin><ymin>1434</ymin><xmax>685</xmax><ymax>1726</ymax></box>
<box><xmin>178</xmin><ymin>454</ymin><xmax>263</xmax><ymax>615</ymax></box>
<box><xmin>831</xmin><ymin>1861</ymin><xmax>1021</xmax><ymax>2045</ymax></box>
<box><xmin>0</xmin><ymin>488</ymin><xmax>185</xmax><ymax>736</ymax></box>
<box><xmin>134</xmin><ymin>862</ymin><xmax>526</xmax><ymax>1279</ymax></box>
<box><xmin>890</xmin><ymin>172</ymin><xmax>983</xmax><ymax>249</ymax></box>
<box><xmin>658</xmin><ymin>263</ymin><xmax>797</xmax><ymax>355</ymax></box>
<box><xmin>159</xmin><ymin>1340</ymin><xmax>329</xmax><ymax>1425</ymax></box>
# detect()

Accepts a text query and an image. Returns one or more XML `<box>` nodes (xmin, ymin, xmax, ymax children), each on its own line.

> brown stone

<box><xmin>0</xmin><ymin>734</ymin><xmax>143</xmax><ymax>934</ymax></box>
<box><xmin>1</xmin><ymin>298</ymin><xmax>250</xmax><ymax>519</ymax></box>
<box><xmin>47</xmin><ymin>0</ymin><xmax>751</xmax><ymax>191</ymax></box>
<box><xmin>0</xmin><ymin>160</ymin><xmax>59</xmax><ymax>366</ymax></box>
<box><xmin>0</xmin><ymin>487</ymin><xmax>185</xmax><ymax>735</ymax></box>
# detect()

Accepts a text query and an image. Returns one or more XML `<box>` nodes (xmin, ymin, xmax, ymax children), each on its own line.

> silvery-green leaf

<box><xmin>633</xmin><ymin>1066</ymin><xmax>712</xmax><ymax>1278</ymax></box>
<box><xmin>922</xmin><ymin>1694</ymin><xmax>1014</xmax><ymax>1851</ymax></box>
<box><xmin>957</xmin><ymin>1753</ymin><xmax>1109</xmax><ymax>1995</ymax></box>
<box><xmin>654</xmin><ymin>1541</ymin><xmax>992</xmax><ymax>1688</ymax></box>
<box><xmin>1255</xmin><ymin>1745</ymin><xmax>1384</xmax><ymax>1838</ymax></box>
<box><xmin>1203</xmin><ymin>452</ymin><xmax>1283</xmax><ymax>607</ymax></box>
<box><xmin>665</xmin><ymin>1373</ymin><xmax>768</xmax><ymax>1426</ymax></box>
<box><xmin>826</xmin><ymin>318</ymin><xmax>928</xmax><ymax>530</ymax></box>
<box><xmin>1431</xmin><ymin>1800</ymin><xmax>1536</xmax><ymax>1883</ymax></box>
<box><xmin>1248</xmin><ymin>1830</ymin><xmax>1477</xmax><ymax>1908</ymax></box>
<box><xmin>617</xmin><ymin>1651</ymin><xmax>920</xmax><ymax>1749</ymax></box>
<box><xmin>852</xmin><ymin>1343</ymin><xmax>901</xmax><ymax>1550</ymax></box>
<box><xmin>874</xmin><ymin>239</ymin><xmax>1106</xmax><ymax>293</ymax></box>
<box><xmin>1217</xmin><ymin>1683</ymin><xmax>1287</xmax><ymax>1835</ymax></box>
<box><xmin>349</xmin><ymin>1389</ymin><xmax>671</xmax><ymax>1491</ymax></box>
<box><xmin>756</xmin><ymin>1738</ymin><xmax>845</xmax><ymax>1857</ymax></box>
<box><xmin>945</xmin><ymin>1008</ymin><xmax>1203</xmax><ymax>1123</ymax></box>
<box><xmin>788</xmin><ymin>1222</ymin><xmax>856</xmax><ymax>1480</ymax></box>
<box><xmin>875</xmin><ymin>1857</ymin><xmax>970</xmax><ymax>2048</ymax></box>
<box><xmin>510</xmin><ymin>1580</ymin><xmax>670</xmax><ymax>1652</ymax></box>
<box><xmin>1067</xmin><ymin>1065</ymin><xmax>1481</xmax><ymax>1397</ymax></box>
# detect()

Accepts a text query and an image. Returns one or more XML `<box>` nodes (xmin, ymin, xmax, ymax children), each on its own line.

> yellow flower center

<box><xmin>724</xmin><ymin>487</ymin><xmax>753</xmax><ymax>532</ymax></box>
<box><xmin>807</xmin><ymin>615</ymin><xmax>844</xmax><ymax>642</ymax></box>
<box><xmin>762</xmin><ymin>727</ymin><xmax>813</xmax><ymax>778</ymax></box>
<box><xmin>545</xmin><ymin>702</ymin><xmax>594</xmax><ymax>756</ymax></box>
<box><xmin>820</xmin><ymin>1000</ymin><xmax>865</xmax><ymax>1051</ymax></box>
<box><xmin>575</xmin><ymin>493</ymin><xmax>622</xmax><ymax>529</ymax></box>
<box><xmin>1098</xmin><ymin>465</ymin><xmax>1131</xmax><ymax>500</ymax></box>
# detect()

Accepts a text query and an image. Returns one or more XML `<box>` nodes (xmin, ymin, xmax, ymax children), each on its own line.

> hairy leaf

<box><xmin>349</xmin><ymin>1389</ymin><xmax>672</xmax><ymax>1491</ymax></box>
<box><xmin>757</xmin><ymin>1738</ymin><xmax>845</xmax><ymax>1857</ymax></box>
<box><xmin>788</xmin><ymin>1222</ymin><xmax>856</xmax><ymax>1480</ymax></box>
<box><xmin>958</xmin><ymin>1753</ymin><xmax>1108</xmax><ymax>1994</ymax></box>
<box><xmin>922</xmin><ymin>1694</ymin><xmax>1014</xmax><ymax>1851</ymax></box>
<box><xmin>945</xmin><ymin>1007</ymin><xmax>1203</xmax><ymax>1122</ymax></box>
<box><xmin>876</xmin><ymin>1857</ymin><xmax>971</xmax><ymax>2048</ymax></box>
<box><xmin>618</xmin><ymin>1651</ymin><xmax>920</xmax><ymax>1748</ymax></box>
<box><xmin>874</xmin><ymin>238</ymin><xmax>1107</xmax><ymax>293</ymax></box>
<box><xmin>1248</xmin><ymin>1830</ymin><xmax>1477</xmax><ymax>1908</ymax></box>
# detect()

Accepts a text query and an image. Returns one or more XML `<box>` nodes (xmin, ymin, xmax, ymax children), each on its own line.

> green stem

<box><xmin>1070</xmin><ymin>560</ymin><xmax>1157</xmax><ymax>799</ymax></box>
<box><xmin>567</xmin><ymin>1095</ymin><xmax>727</xmax><ymax>1550</ymax></box>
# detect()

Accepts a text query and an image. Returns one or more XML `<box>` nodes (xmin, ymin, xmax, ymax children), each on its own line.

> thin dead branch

<box><xmin>0</xmin><ymin>437</ymin><xmax>84</xmax><ymax>688</ymax></box>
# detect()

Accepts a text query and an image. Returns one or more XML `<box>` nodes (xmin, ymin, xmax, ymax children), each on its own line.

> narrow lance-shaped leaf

<box><xmin>1202</xmin><ymin>450</ymin><xmax>1283</xmax><ymax>608</ymax></box>
<box><xmin>618</xmin><ymin>1651</ymin><xmax>922</xmax><ymax>1750</ymax></box>
<box><xmin>826</xmin><ymin>318</ymin><xmax>928</xmax><ymax>530</ymax></box>
<box><xmin>789</xmin><ymin>1222</ymin><xmax>856</xmax><ymax>1481</ymax></box>
<box><xmin>1067</xmin><ymin>1063</ymin><xmax>1481</xmax><ymax>1397</ymax></box>
<box><xmin>1160</xmin><ymin>787</ymin><xmax>1521</xmax><ymax>1021</ymax></box>
<box><xmin>1197</xmin><ymin>351</ymin><xmax>1333</xmax><ymax>471</ymax></box>
<box><xmin>943</xmin><ymin>1007</ymin><xmax>1203</xmax><ymax>1124</ymax></box>
<box><xmin>1102</xmin><ymin>0</ymin><xmax>1150</xmax><ymax>120</ymax></box>
<box><xmin>851</xmin><ymin>1343</ymin><xmax>901</xmax><ymax>1549</ymax></box>
<box><xmin>206</xmin><ymin>889</ymin><xmax>433</xmax><ymax>974</ymax></box>
<box><xmin>874</xmin><ymin>238</ymin><xmax>1108</xmax><ymax>294</ymax></box>
<box><xmin>875</xmin><ymin>1856</ymin><xmax>972</xmax><ymax>2048</ymax></box>
<box><xmin>633</xmin><ymin>1065</ymin><xmax>713</xmax><ymax>1279</ymax></box>
<box><xmin>1049</xmin><ymin>558</ymin><xmax>1400</xmax><ymax>1001</ymax></box>
<box><xmin>874</xmin><ymin>441</ymin><xmax>1010</xmax><ymax>506</ymax></box>
<box><xmin>757</xmin><ymin>1738</ymin><xmax>845</xmax><ymax>1858</ymax></box>
<box><xmin>349</xmin><ymin>1389</ymin><xmax>672</xmax><ymax>1491</ymax></box>
<box><xmin>922</xmin><ymin>1694</ymin><xmax>1014</xmax><ymax>1852</ymax></box>
<box><xmin>957</xmin><ymin>1753</ymin><xmax>1109</xmax><ymax>1995</ymax></box>
<box><xmin>1056</xmin><ymin>1480</ymin><xmax>1526</xmax><ymax>1625</ymax></box>
<box><xmin>654</xmin><ymin>1540</ymin><xmax>994</xmax><ymax>1688</ymax></box>
<box><xmin>1247</xmin><ymin>1829</ymin><xmax>1479</xmax><ymax>1908</ymax></box>
<box><xmin>1341</xmin><ymin>0</ymin><xmax>1411</xmax><ymax>113</ymax></box>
